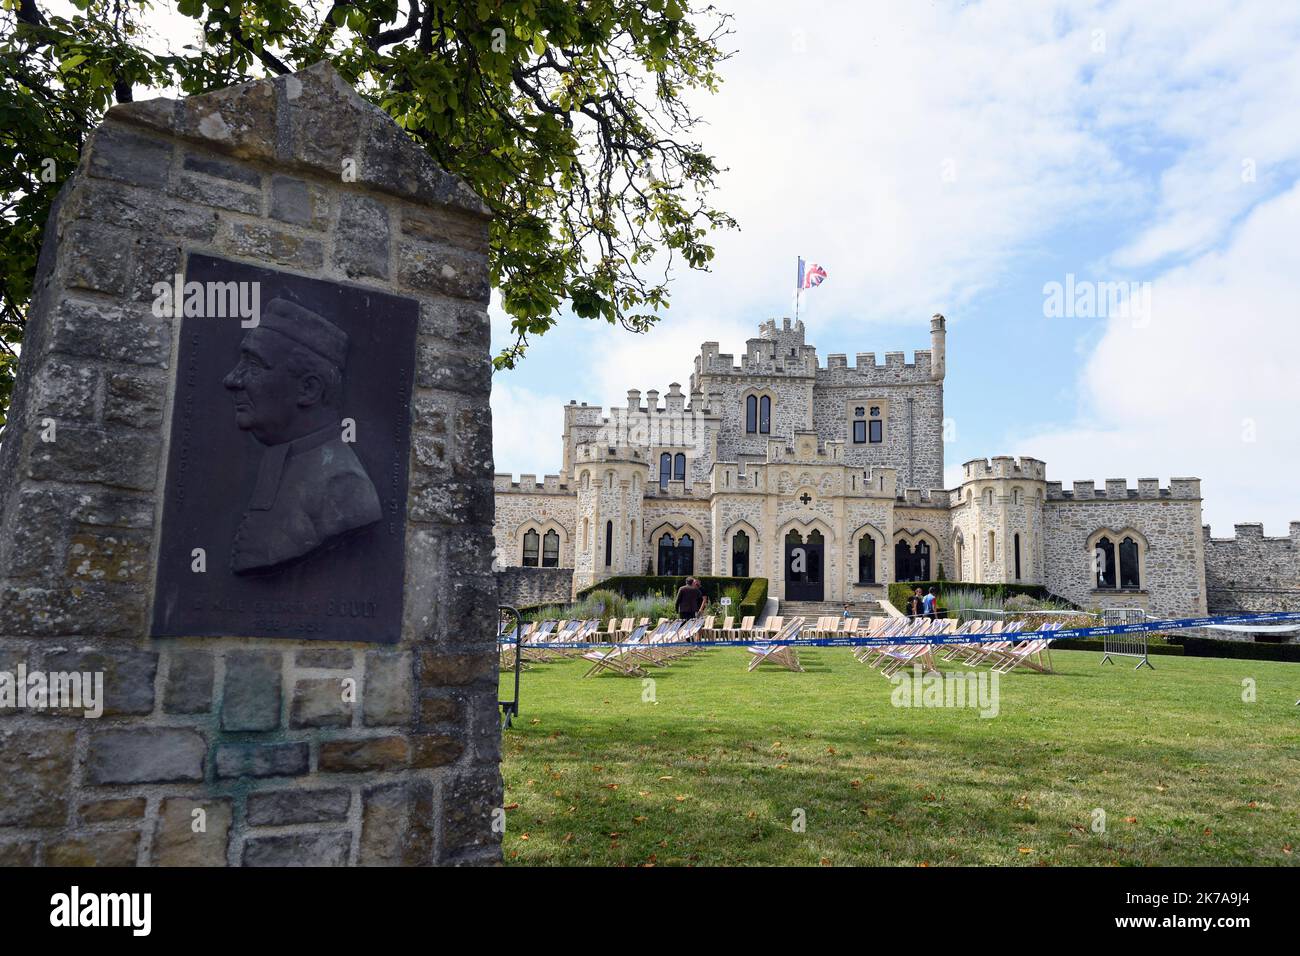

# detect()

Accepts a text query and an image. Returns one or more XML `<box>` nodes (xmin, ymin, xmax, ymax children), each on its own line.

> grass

<box><xmin>498</xmin><ymin>648</ymin><xmax>1300</xmax><ymax>866</ymax></box>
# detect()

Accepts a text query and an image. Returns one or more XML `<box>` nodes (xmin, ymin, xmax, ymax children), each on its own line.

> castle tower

<box><xmin>571</xmin><ymin>444</ymin><xmax>647</xmax><ymax>591</ymax></box>
<box><xmin>930</xmin><ymin>313</ymin><xmax>946</xmax><ymax>381</ymax></box>
<box><xmin>955</xmin><ymin>457</ymin><xmax>1047</xmax><ymax>583</ymax></box>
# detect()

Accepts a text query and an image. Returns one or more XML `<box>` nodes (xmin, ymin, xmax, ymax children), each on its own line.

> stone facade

<box><xmin>1204</xmin><ymin>524</ymin><xmax>1300</xmax><ymax>612</ymax></box>
<box><xmin>495</xmin><ymin>316</ymin><xmax>1296</xmax><ymax>619</ymax></box>
<box><xmin>0</xmin><ymin>64</ymin><xmax>501</xmax><ymax>866</ymax></box>
<box><xmin>495</xmin><ymin>567</ymin><xmax>574</xmax><ymax>610</ymax></box>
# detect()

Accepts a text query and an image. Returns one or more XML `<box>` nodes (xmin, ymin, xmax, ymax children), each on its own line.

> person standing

<box><xmin>923</xmin><ymin>586</ymin><xmax>938</xmax><ymax>620</ymax></box>
<box><xmin>675</xmin><ymin>577</ymin><xmax>704</xmax><ymax>619</ymax></box>
<box><xmin>907</xmin><ymin>587</ymin><xmax>924</xmax><ymax>618</ymax></box>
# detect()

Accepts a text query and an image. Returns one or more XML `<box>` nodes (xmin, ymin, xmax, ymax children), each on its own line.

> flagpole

<box><xmin>795</xmin><ymin>256</ymin><xmax>801</xmax><ymax>323</ymax></box>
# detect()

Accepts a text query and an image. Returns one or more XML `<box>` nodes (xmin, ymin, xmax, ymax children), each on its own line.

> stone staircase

<box><xmin>777</xmin><ymin>600</ymin><xmax>884</xmax><ymax>621</ymax></box>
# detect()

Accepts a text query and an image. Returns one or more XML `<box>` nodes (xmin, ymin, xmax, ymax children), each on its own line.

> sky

<box><xmin>490</xmin><ymin>0</ymin><xmax>1300</xmax><ymax>537</ymax></box>
<box><xmin>67</xmin><ymin>0</ymin><xmax>1300</xmax><ymax>536</ymax></box>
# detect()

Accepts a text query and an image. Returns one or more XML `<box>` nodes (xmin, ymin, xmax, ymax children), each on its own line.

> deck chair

<box><xmin>582</xmin><ymin>624</ymin><xmax>650</xmax><ymax>677</ymax></box>
<box><xmin>747</xmin><ymin>618</ymin><xmax>807</xmax><ymax>672</ymax></box>
<box><xmin>737</xmin><ymin>616</ymin><xmax>756</xmax><ymax>636</ymax></box>
<box><xmin>713</xmin><ymin>616</ymin><xmax>735</xmax><ymax>640</ymax></box>
<box><xmin>764</xmin><ymin>615</ymin><xmax>784</xmax><ymax>635</ymax></box>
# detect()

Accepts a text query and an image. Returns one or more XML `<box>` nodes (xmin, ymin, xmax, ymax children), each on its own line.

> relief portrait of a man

<box><xmin>222</xmin><ymin>297</ymin><xmax>382</xmax><ymax>575</ymax></box>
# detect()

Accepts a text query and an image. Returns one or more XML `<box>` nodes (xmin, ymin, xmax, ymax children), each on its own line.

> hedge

<box><xmin>887</xmin><ymin>580</ymin><xmax>1053</xmax><ymax>610</ymax></box>
<box><xmin>576</xmin><ymin>575</ymin><xmax>769</xmax><ymax>620</ymax></box>
<box><xmin>1182</xmin><ymin>637</ymin><xmax>1300</xmax><ymax>663</ymax></box>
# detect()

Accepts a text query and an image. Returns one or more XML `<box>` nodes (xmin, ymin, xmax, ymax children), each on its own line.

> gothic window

<box><xmin>659</xmin><ymin>452</ymin><xmax>672</xmax><ymax>490</ymax></box>
<box><xmin>673</xmin><ymin>453</ymin><xmax>686</xmax><ymax>482</ymax></box>
<box><xmin>745</xmin><ymin>395</ymin><xmax>758</xmax><ymax>433</ymax></box>
<box><xmin>853</xmin><ymin>406</ymin><xmax>866</xmax><ymax>444</ymax></box>
<box><xmin>657</xmin><ymin>531</ymin><xmax>695</xmax><ymax>576</ymax></box>
<box><xmin>1013</xmin><ymin>533</ymin><xmax>1022</xmax><ymax>580</ymax></box>
<box><xmin>732</xmin><ymin>531</ymin><xmax>750</xmax><ymax>577</ymax></box>
<box><xmin>522</xmin><ymin>529</ymin><xmax>539</xmax><ymax>567</ymax></box>
<box><xmin>542</xmin><ymin>530</ymin><xmax>559</xmax><ymax>568</ymax></box>
<box><xmin>1119</xmin><ymin>537</ymin><xmax>1140</xmax><ymax>588</ymax></box>
<box><xmin>894</xmin><ymin>538</ymin><xmax>931</xmax><ymax>582</ymax></box>
<box><xmin>604</xmin><ymin>521</ymin><xmax>614</xmax><ymax>567</ymax></box>
<box><xmin>1095</xmin><ymin>536</ymin><xmax>1116</xmax><ymax>589</ymax></box>
<box><xmin>759</xmin><ymin>395</ymin><xmax>772</xmax><ymax>434</ymax></box>
<box><xmin>858</xmin><ymin>535</ymin><xmax>876</xmax><ymax>584</ymax></box>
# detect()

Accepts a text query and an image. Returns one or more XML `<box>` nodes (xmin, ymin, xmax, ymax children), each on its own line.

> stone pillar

<box><xmin>0</xmin><ymin>64</ymin><xmax>500</xmax><ymax>866</ymax></box>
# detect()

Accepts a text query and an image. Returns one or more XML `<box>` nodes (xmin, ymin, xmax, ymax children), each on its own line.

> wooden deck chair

<box><xmin>737</xmin><ymin>616</ymin><xmax>756</xmax><ymax>636</ymax></box>
<box><xmin>581</xmin><ymin>624</ymin><xmax>649</xmax><ymax>677</ymax></box>
<box><xmin>714</xmin><ymin>615</ymin><xmax>735</xmax><ymax>640</ymax></box>
<box><xmin>746</xmin><ymin>618</ymin><xmax>806</xmax><ymax>672</ymax></box>
<box><xmin>764</xmin><ymin>615</ymin><xmax>784</xmax><ymax>635</ymax></box>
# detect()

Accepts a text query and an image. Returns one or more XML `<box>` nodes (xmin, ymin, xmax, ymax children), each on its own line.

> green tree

<box><xmin>0</xmin><ymin>0</ymin><xmax>736</xmax><ymax>426</ymax></box>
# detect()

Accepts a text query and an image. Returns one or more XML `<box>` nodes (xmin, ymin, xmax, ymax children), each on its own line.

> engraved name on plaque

<box><xmin>151</xmin><ymin>254</ymin><xmax>418</xmax><ymax>643</ymax></box>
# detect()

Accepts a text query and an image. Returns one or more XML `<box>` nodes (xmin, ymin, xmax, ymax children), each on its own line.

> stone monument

<box><xmin>0</xmin><ymin>63</ymin><xmax>500</xmax><ymax>866</ymax></box>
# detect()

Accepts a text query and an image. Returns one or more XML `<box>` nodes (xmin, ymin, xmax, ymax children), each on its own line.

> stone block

<box><xmin>362</xmin><ymin>651</ymin><xmax>412</xmax><ymax>726</ymax></box>
<box><xmin>38</xmin><ymin>645</ymin><xmax>157</xmax><ymax>715</ymax></box>
<box><xmin>0</xmin><ymin>727</ymin><xmax>75</xmax><ymax>826</ymax></box>
<box><xmin>246</xmin><ymin>788</ymin><xmax>351</xmax><ymax>826</ymax></box>
<box><xmin>442</xmin><ymin>769</ymin><xmax>503</xmax><ymax>860</ymax></box>
<box><xmin>359</xmin><ymin>780</ymin><xmax>434</xmax><ymax>866</ymax></box>
<box><xmin>47</xmin><ymin>831</ymin><xmax>141</xmax><ymax>867</ymax></box>
<box><xmin>65</xmin><ymin>529</ymin><xmax>153</xmax><ymax>585</ymax></box>
<box><xmin>50</xmin><ymin>299</ymin><xmax>170</xmax><ymax>366</ymax></box>
<box><xmin>89</xmin><ymin>124</ymin><xmax>172</xmax><ymax>187</ymax></box>
<box><xmin>214</xmin><ymin>742</ymin><xmax>309</xmax><ymax>779</ymax></box>
<box><xmin>318</xmin><ymin>735</ymin><xmax>409</xmax><ymax>772</ymax></box>
<box><xmin>86</xmin><ymin>727</ymin><xmax>205</xmax><ymax>784</ymax></box>
<box><xmin>182</xmin><ymin>151</ymin><xmax>262</xmax><ymax>187</ymax></box>
<box><xmin>224</xmin><ymin>222</ymin><xmax>324</xmax><ymax>269</ymax></box>
<box><xmin>294</xmin><ymin>648</ymin><xmax>354</xmax><ymax>669</ymax></box>
<box><xmin>153</xmin><ymin>797</ymin><xmax>233</xmax><ymax>866</ymax></box>
<box><xmin>290</xmin><ymin>677</ymin><xmax>353</xmax><ymax>728</ymax></box>
<box><xmin>174</xmin><ymin>173</ymin><xmax>261</xmax><ymax>214</ymax></box>
<box><xmin>104</xmin><ymin>369</ymin><xmax>167</xmax><ymax>428</ymax></box>
<box><xmin>35</xmin><ymin>361</ymin><xmax>99</xmax><ymax>421</ymax></box>
<box><xmin>269</xmin><ymin>174</ymin><xmax>331</xmax><ymax>230</ymax></box>
<box><xmin>242</xmin><ymin>831</ymin><xmax>351</xmax><ymax>867</ymax></box>
<box><xmin>221</xmin><ymin>650</ymin><xmax>283</xmax><ymax>731</ymax></box>
<box><xmin>163</xmin><ymin>649</ymin><xmax>215</xmax><ymax>714</ymax></box>
<box><xmin>28</xmin><ymin>423</ymin><xmax>161</xmax><ymax>491</ymax></box>
<box><xmin>335</xmin><ymin>193</ymin><xmax>390</xmax><ymax>279</ymax></box>
<box><xmin>80</xmin><ymin>797</ymin><xmax>147</xmax><ymax>822</ymax></box>
<box><xmin>63</xmin><ymin>222</ymin><xmax>131</xmax><ymax>294</ymax></box>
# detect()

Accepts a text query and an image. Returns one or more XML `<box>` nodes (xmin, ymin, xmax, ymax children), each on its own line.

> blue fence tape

<box><xmin>499</xmin><ymin>610</ymin><xmax>1300</xmax><ymax>651</ymax></box>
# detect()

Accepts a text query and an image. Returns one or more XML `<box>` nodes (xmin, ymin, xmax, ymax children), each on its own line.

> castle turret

<box><xmin>930</xmin><ymin>313</ymin><xmax>946</xmax><ymax>381</ymax></box>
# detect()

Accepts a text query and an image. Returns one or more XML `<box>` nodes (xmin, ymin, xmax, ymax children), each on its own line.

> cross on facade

<box><xmin>799</xmin><ymin>493</ymin><xmax>812</xmax><ymax>505</ymax></box>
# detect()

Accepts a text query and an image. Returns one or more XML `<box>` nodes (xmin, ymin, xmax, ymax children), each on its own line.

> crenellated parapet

<box><xmin>961</xmin><ymin>457</ymin><xmax>1048</xmax><ymax>482</ymax></box>
<box><xmin>815</xmin><ymin>349</ymin><xmax>935</xmax><ymax>385</ymax></box>
<box><xmin>493</xmin><ymin>473</ymin><xmax>571</xmax><ymax>494</ymax></box>
<box><xmin>1045</xmin><ymin>477</ymin><xmax>1201</xmax><ymax>500</ymax></box>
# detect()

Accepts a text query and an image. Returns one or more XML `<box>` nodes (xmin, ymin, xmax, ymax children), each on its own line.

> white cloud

<box><xmin>1013</xmin><ymin>180</ymin><xmax>1300</xmax><ymax>534</ymax></box>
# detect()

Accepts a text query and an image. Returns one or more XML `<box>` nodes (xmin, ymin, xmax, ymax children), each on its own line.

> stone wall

<box><xmin>495</xmin><ymin>568</ymin><xmax>575</xmax><ymax>609</ymax></box>
<box><xmin>1203</xmin><ymin>523</ymin><xmax>1300</xmax><ymax>613</ymax></box>
<box><xmin>0</xmin><ymin>64</ymin><xmax>501</xmax><ymax>866</ymax></box>
<box><xmin>1042</xmin><ymin>480</ymin><xmax>1207</xmax><ymax>617</ymax></box>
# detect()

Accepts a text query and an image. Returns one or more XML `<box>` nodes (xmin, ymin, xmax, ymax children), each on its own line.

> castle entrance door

<box><xmin>784</xmin><ymin>529</ymin><xmax>824</xmax><ymax>601</ymax></box>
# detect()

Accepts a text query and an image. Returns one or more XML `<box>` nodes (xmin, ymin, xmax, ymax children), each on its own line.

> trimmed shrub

<box><xmin>576</xmin><ymin>575</ymin><xmax>769</xmax><ymax>618</ymax></box>
<box><xmin>887</xmin><ymin>580</ymin><xmax>1057</xmax><ymax>611</ymax></box>
<box><xmin>1183</xmin><ymin>637</ymin><xmax>1300</xmax><ymax>663</ymax></box>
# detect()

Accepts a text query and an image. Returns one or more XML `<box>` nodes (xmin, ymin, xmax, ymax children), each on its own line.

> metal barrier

<box><xmin>1100</xmin><ymin>607</ymin><xmax>1153</xmax><ymax>669</ymax></box>
<box><xmin>498</xmin><ymin>606</ymin><xmax>523</xmax><ymax>728</ymax></box>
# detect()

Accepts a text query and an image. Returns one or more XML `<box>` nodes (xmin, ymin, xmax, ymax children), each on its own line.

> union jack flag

<box><xmin>797</xmin><ymin>258</ymin><xmax>827</xmax><ymax>290</ymax></box>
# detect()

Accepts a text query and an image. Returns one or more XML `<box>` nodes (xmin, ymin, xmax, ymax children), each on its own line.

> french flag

<box><xmin>797</xmin><ymin>258</ymin><xmax>827</xmax><ymax>290</ymax></box>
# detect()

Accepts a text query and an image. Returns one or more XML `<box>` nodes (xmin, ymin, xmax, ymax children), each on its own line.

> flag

<box><xmin>797</xmin><ymin>257</ymin><xmax>828</xmax><ymax>290</ymax></box>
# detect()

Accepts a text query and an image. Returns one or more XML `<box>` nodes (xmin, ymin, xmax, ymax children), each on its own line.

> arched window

<box><xmin>605</xmin><ymin>470</ymin><xmax>615</xmax><ymax>489</ymax></box>
<box><xmin>858</xmin><ymin>535</ymin><xmax>876</xmax><ymax>584</ymax></box>
<box><xmin>673</xmin><ymin>453</ymin><xmax>686</xmax><ymax>482</ymax></box>
<box><xmin>522</xmin><ymin>529</ymin><xmax>539</xmax><ymax>567</ymax></box>
<box><xmin>679</xmin><ymin>534</ymin><xmax>694</xmax><ymax>573</ymax></box>
<box><xmin>1094</xmin><ymin>536</ymin><xmax>1116</xmax><ymax>589</ymax></box>
<box><xmin>732</xmin><ymin>531</ymin><xmax>750</xmax><ymax>577</ymax></box>
<box><xmin>542</xmin><ymin>530</ymin><xmax>559</xmax><ymax>568</ymax></box>
<box><xmin>759</xmin><ymin>395</ymin><xmax>771</xmax><ymax>434</ymax></box>
<box><xmin>984</xmin><ymin>488</ymin><xmax>994</xmax><ymax>507</ymax></box>
<box><xmin>745</xmin><ymin>395</ymin><xmax>758</xmax><ymax>433</ymax></box>
<box><xmin>659</xmin><ymin>453</ymin><xmax>672</xmax><ymax>490</ymax></box>
<box><xmin>916</xmin><ymin>540</ymin><xmax>930</xmax><ymax>581</ymax></box>
<box><xmin>1119</xmin><ymin>537</ymin><xmax>1140</xmax><ymax>588</ymax></box>
<box><xmin>1013</xmin><ymin>533</ymin><xmax>1021</xmax><ymax>580</ymax></box>
<box><xmin>1012</xmin><ymin>487</ymin><xmax>1023</xmax><ymax>505</ymax></box>
<box><xmin>581</xmin><ymin>518</ymin><xmax>588</xmax><ymax>550</ymax></box>
<box><xmin>657</xmin><ymin>532</ymin><xmax>695</xmax><ymax>576</ymax></box>
<box><xmin>954</xmin><ymin>533</ymin><xmax>964</xmax><ymax>578</ymax></box>
<box><xmin>604</xmin><ymin>520</ymin><xmax>614</xmax><ymax>567</ymax></box>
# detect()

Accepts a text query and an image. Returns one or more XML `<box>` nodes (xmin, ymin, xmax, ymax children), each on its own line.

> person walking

<box><xmin>906</xmin><ymin>587</ymin><xmax>924</xmax><ymax>618</ymax></box>
<box><xmin>675</xmin><ymin>577</ymin><xmax>705</xmax><ymax>620</ymax></box>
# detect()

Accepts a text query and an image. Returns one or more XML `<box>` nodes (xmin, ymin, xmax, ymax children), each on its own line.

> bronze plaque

<box><xmin>151</xmin><ymin>254</ymin><xmax>417</xmax><ymax>643</ymax></box>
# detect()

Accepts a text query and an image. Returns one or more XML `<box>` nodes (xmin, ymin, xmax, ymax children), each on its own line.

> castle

<box><xmin>494</xmin><ymin>317</ymin><xmax>1299</xmax><ymax>617</ymax></box>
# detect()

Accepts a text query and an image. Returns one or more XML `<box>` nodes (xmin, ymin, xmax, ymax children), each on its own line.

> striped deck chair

<box><xmin>747</xmin><ymin>617</ymin><xmax>807</xmax><ymax>672</ymax></box>
<box><xmin>636</xmin><ymin>619</ymin><xmax>684</xmax><ymax>667</ymax></box>
<box><xmin>988</xmin><ymin>622</ymin><xmax>1062</xmax><ymax>673</ymax></box>
<box><xmin>582</xmin><ymin>624</ymin><xmax>649</xmax><ymax>677</ymax></box>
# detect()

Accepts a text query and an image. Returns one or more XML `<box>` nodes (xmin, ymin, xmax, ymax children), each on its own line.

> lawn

<box><xmin>498</xmin><ymin>647</ymin><xmax>1300</xmax><ymax>866</ymax></box>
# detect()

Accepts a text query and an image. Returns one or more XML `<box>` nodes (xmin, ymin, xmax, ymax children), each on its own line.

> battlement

<box><xmin>1203</xmin><ymin>522</ymin><xmax>1300</xmax><ymax>544</ymax></box>
<box><xmin>897</xmin><ymin>487</ymin><xmax>952</xmax><ymax>508</ymax></box>
<box><xmin>961</xmin><ymin>457</ymin><xmax>1047</xmax><ymax>481</ymax></box>
<box><xmin>574</xmin><ymin>444</ymin><xmax>649</xmax><ymax>464</ymax></box>
<box><xmin>1045</xmin><ymin>477</ymin><xmax>1201</xmax><ymax>500</ymax></box>
<box><xmin>493</xmin><ymin>473</ymin><xmax>571</xmax><ymax>494</ymax></box>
